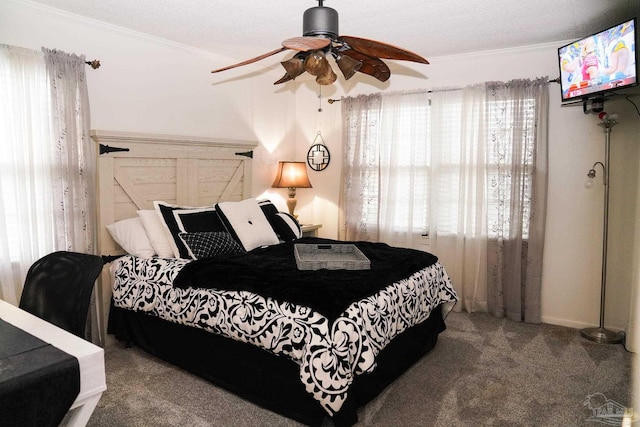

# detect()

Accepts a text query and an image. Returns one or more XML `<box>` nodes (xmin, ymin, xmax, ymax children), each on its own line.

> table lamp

<box><xmin>272</xmin><ymin>161</ymin><xmax>312</xmax><ymax>218</ymax></box>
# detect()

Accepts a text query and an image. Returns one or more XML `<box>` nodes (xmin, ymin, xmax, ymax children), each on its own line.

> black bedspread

<box><xmin>173</xmin><ymin>237</ymin><xmax>438</xmax><ymax>320</ymax></box>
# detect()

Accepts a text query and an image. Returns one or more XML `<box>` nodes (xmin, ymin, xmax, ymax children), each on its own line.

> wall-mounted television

<box><xmin>558</xmin><ymin>18</ymin><xmax>637</xmax><ymax>103</ymax></box>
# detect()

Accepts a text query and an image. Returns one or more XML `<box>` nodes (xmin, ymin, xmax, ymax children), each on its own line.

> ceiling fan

<box><xmin>211</xmin><ymin>0</ymin><xmax>429</xmax><ymax>85</ymax></box>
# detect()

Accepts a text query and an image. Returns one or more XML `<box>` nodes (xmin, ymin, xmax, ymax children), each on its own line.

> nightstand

<box><xmin>300</xmin><ymin>224</ymin><xmax>322</xmax><ymax>237</ymax></box>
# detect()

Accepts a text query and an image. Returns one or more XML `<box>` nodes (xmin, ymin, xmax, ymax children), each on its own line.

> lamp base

<box><xmin>580</xmin><ymin>327</ymin><xmax>624</xmax><ymax>344</ymax></box>
<box><xmin>286</xmin><ymin>195</ymin><xmax>298</xmax><ymax>219</ymax></box>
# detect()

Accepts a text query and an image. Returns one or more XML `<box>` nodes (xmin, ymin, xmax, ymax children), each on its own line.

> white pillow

<box><xmin>216</xmin><ymin>198</ymin><xmax>280</xmax><ymax>252</ymax></box>
<box><xmin>137</xmin><ymin>209</ymin><xmax>175</xmax><ymax>258</ymax></box>
<box><xmin>106</xmin><ymin>217</ymin><xmax>156</xmax><ymax>258</ymax></box>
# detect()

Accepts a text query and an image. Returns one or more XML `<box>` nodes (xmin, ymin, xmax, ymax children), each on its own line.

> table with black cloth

<box><xmin>0</xmin><ymin>317</ymin><xmax>80</xmax><ymax>427</ymax></box>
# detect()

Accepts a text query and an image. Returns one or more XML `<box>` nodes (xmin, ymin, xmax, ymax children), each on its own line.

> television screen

<box><xmin>558</xmin><ymin>18</ymin><xmax>637</xmax><ymax>102</ymax></box>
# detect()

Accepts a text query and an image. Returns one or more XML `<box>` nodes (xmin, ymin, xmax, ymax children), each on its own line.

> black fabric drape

<box><xmin>0</xmin><ymin>319</ymin><xmax>80</xmax><ymax>426</ymax></box>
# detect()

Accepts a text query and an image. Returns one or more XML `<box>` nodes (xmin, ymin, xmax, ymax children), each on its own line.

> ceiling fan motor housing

<box><xmin>303</xmin><ymin>6</ymin><xmax>339</xmax><ymax>39</ymax></box>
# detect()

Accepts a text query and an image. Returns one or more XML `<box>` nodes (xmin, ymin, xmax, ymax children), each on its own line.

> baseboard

<box><xmin>541</xmin><ymin>315</ymin><xmax>626</xmax><ymax>333</ymax></box>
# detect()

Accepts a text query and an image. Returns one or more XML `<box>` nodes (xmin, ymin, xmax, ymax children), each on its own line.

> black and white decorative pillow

<box><xmin>258</xmin><ymin>199</ymin><xmax>279</xmax><ymax>218</ymax></box>
<box><xmin>272</xmin><ymin>212</ymin><xmax>302</xmax><ymax>241</ymax></box>
<box><xmin>216</xmin><ymin>198</ymin><xmax>280</xmax><ymax>252</ymax></box>
<box><xmin>178</xmin><ymin>231</ymin><xmax>245</xmax><ymax>259</ymax></box>
<box><xmin>258</xmin><ymin>199</ymin><xmax>302</xmax><ymax>242</ymax></box>
<box><xmin>154</xmin><ymin>201</ymin><xmax>225</xmax><ymax>259</ymax></box>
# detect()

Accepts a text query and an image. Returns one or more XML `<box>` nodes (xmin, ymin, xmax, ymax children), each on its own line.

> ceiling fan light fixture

<box><xmin>335</xmin><ymin>53</ymin><xmax>362</xmax><ymax>80</ymax></box>
<box><xmin>273</xmin><ymin>74</ymin><xmax>292</xmax><ymax>85</ymax></box>
<box><xmin>316</xmin><ymin>63</ymin><xmax>337</xmax><ymax>85</ymax></box>
<box><xmin>304</xmin><ymin>50</ymin><xmax>327</xmax><ymax>76</ymax></box>
<box><xmin>212</xmin><ymin>1</ymin><xmax>429</xmax><ymax>86</ymax></box>
<box><xmin>281</xmin><ymin>56</ymin><xmax>305</xmax><ymax>79</ymax></box>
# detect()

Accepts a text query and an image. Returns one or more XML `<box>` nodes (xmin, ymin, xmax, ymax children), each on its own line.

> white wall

<box><xmin>2</xmin><ymin>0</ymin><xmax>639</xmax><ymax>332</ymax></box>
<box><xmin>627</xmin><ymin>139</ymin><xmax>640</xmax><ymax>353</ymax></box>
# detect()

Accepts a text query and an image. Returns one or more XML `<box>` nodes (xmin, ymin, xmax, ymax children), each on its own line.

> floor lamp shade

<box><xmin>272</xmin><ymin>161</ymin><xmax>312</xmax><ymax>218</ymax></box>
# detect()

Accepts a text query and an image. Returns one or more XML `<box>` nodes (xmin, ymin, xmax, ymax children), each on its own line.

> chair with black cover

<box><xmin>19</xmin><ymin>251</ymin><xmax>104</xmax><ymax>338</ymax></box>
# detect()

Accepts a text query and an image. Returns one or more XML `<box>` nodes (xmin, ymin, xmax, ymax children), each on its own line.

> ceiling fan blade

<box><xmin>211</xmin><ymin>46</ymin><xmax>287</xmax><ymax>73</ymax></box>
<box><xmin>338</xmin><ymin>35</ymin><xmax>429</xmax><ymax>64</ymax></box>
<box><xmin>340</xmin><ymin>48</ymin><xmax>391</xmax><ymax>82</ymax></box>
<box><xmin>282</xmin><ymin>36</ymin><xmax>331</xmax><ymax>52</ymax></box>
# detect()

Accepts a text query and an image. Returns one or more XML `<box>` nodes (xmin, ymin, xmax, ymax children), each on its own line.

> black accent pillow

<box><xmin>179</xmin><ymin>231</ymin><xmax>245</xmax><ymax>259</ymax></box>
<box><xmin>258</xmin><ymin>200</ymin><xmax>302</xmax><ymax>241</ymax></box>
<box><xmin>272</xmin><ymin>212</ymin><xmax>302</xmax><ymax>241</ymax></box>
<box><xmin>154</xmin><ymin>202</ymin><xmax>226</xmax><ymax>259</ymax></box>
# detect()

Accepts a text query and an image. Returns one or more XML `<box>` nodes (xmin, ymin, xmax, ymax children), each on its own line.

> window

<box><xmin>342</xmin><ymin>84</ymin><xmax>541</xmax><ymax>243</ymax></box>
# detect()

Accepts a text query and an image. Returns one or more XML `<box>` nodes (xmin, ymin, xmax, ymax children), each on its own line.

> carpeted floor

<box><xmin>81</xmin><ymin>311</ymin><xmax>634</xmax><ymax>426</ymax></box>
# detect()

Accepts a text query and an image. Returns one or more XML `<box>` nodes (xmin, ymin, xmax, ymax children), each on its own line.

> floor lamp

<box><xmin>580</xmin><ymin>113</ymin><xmax>624</xmax><ymax>344</ymax></box>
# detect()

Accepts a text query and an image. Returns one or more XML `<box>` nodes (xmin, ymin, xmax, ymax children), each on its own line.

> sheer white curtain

<box><xmin>378</xmin><ymin>91</ymin><xmax>430</xmax><ymax>247</ymax></box>
<box><xmin>340</xmin><ymin>91</ymin><xmax>429</xmax><ymax>248</ymax></box>
<box><xmin>340</xmin><ymin>78</ymin><xmax>548</xmax><ymax>322</ymax></box>
<box><xmin>429</xmin><ymin>85</ymin><xmax>490</xmax><ymax>314</ymax></box>
<box><xmin>0</xmin><ymin>45</ymin><xmax>56</xmax><ymax>304</ymax></box>
<box><xmin>0</xmin><ymin>45</ymin><xmax>96</xmax><ymax>328</ymax></box>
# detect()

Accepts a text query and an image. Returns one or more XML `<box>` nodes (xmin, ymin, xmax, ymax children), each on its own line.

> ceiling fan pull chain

<box><xmin>318</xmin><ymin>86</ymin><xmax>323</xmax><ymax>112</ymax></box>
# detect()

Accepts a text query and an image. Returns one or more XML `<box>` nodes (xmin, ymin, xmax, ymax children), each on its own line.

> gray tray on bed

<box><xmin>294</xmin><ymin>243</ymin><xmax>371</xmax><ymax>270</ymax></box>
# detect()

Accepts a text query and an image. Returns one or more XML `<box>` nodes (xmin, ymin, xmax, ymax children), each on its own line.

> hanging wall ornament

<box><xmin>307</xmin><ymin>131</ymin><xmax>330</xmax><ymax>171</ymax></box>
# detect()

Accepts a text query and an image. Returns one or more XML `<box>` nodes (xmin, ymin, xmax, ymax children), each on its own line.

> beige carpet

<box><xmin>82</xmin><ymin>311</ymin><xmax>634</xmax><ymax>426</ymax></box>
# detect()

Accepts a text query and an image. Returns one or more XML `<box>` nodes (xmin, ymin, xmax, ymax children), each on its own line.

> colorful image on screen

<box><xmin>558</xmin><ymin>18</ymin><xmax>637</xmax><ymax>101</ymax></box>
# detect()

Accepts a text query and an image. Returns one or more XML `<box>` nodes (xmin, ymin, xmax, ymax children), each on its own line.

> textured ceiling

<box><xmin>28</xmin><ymin>0</ymin><xmax>639</xmax><ymax>62</ymax></box>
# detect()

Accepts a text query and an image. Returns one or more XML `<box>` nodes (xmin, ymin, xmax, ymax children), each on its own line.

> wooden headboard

<box><xmin>92</xmin><ymin>130</ymin><xmax>257</xmax><ymax>343</ymax></box>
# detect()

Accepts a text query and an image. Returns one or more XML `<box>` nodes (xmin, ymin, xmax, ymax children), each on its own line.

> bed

<box><xmin>93</xmin><ymin>130</ymin><xmax>458</xmax><ymax>426</ymax></box>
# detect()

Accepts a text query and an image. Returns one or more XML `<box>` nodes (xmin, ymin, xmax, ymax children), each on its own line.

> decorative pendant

<box><xmin>307</xmin><ymin>131</ymin><xmax>330</xmax><ymax>171</ymax></box>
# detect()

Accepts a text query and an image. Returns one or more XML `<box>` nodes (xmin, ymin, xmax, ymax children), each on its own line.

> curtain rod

<box><xmin>327</xmin><ymin>76</ymin><xmax>561</xmax><ymax>104</ymax></box>
<box><xmin>85</xmin><ymin>59</ymin><xmax>101</xmax><ymax>69</ymax></box>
